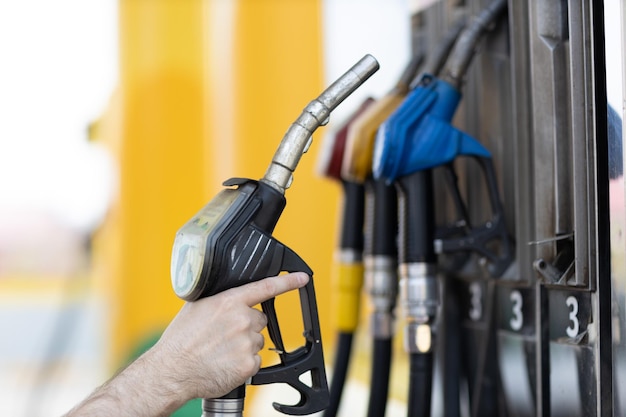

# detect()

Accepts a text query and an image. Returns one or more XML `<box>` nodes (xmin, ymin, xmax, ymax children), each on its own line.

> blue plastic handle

<box><xmin>373</xmin><ymin>74</ymin><xmax>490</xmax><ymax>182</ymax></box>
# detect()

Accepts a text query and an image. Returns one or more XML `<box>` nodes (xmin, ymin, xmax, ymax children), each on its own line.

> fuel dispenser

<box><xmin>395</xmin><ymin>1</ymin><xmax>614</xmax><ymax>416</ymax></box>
<box><xmin>325</xmin><ymin>18</ymin><xmax>470</xmax><ymax>417</ymax></box>
<box><xmin>497</xmin><ymin>1</ymin><xmax>612</xmax><ymax>415</ymax></box>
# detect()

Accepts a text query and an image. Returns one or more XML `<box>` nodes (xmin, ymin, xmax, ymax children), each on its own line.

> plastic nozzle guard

<box><xmin>317</xmin><ymin>98</ymin><xmax>375</xmax><ymax>181</ymax></box>
<box><xmin>341</xmin><ymin>54</ymin><xmax>423</xmax><ymax>182</ymax></box>
<box><xmin>434</xmin><ymin>158</ymin><xmax>514</xmax><ymax>277</ymax></box>
<box><xmin>373</xmin><ymin>75</ymin><xmax>490</xmax><ymax>182</ymax></box>
<box><xmin>262</xmin><ymin>54</ymin><xmax>379</xmax><ymax>194</ymax></box>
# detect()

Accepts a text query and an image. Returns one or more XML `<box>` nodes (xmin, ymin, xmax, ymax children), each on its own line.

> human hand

<box><xmin>63</xmin><ymin>272</ymin><xmax>309</xmax><ymax>417</ymax></box>
<box><xmin>148</xmin><ymin>271</ymin><xmax>310</xmax><ymax>402</ymax></box>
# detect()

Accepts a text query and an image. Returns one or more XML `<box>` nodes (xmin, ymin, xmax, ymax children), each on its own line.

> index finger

<box><xmin>232</xmin><ymin>272</ymin><xmax>310</xmax><ymax>307</ymax></box>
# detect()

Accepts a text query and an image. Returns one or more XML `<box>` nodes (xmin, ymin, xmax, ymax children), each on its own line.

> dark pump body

<box><xmin>173</xmin><ymin>178</ymin><xmax>329</xmax><ymax>415</ymax></box>
<box><xmin>178</xmin><ymin>178</ymin><xmax>286</xmax><ymax>298</ymax></box>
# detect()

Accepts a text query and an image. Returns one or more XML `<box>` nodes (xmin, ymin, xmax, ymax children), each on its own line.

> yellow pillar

<box><xmin>224</xmin><ymin>0</ymin><xmax>337</xmax><ymax>360</ymax></box>
<box><xmin>103</xmin><ymin>0</ymin><xmax>336</xmax><ymax>395</ymax></box>
<box><xmin>112</xmin><ymin>0</ymin><xmax>210</xmax><ymax>365</ymax></box>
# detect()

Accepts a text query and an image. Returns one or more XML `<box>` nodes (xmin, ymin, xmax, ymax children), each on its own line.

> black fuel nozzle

<box><xmin>170</xmin><ymin>55</ymin><xmax>379</xmax><ymax>416</ymax></box>
<box><xmin>372</xmin><ymin>6</ymin><xmax>512</xmax><ymax>277</ymax></box>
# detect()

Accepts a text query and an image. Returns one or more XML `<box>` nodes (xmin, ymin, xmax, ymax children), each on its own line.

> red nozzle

<box><xmin>318</xmin><ymin>98</ymin><xmax>376</xmax><ymax>181</ymax></box>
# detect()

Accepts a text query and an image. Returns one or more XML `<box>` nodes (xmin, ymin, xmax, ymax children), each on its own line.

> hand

<box><xmin>63</xmin><ymin>272</ymin><xmax>309</xmax><ymax>417</ymax></box>
<box><xmin>152</xmin><ymin>271</ymin><xmax>310</xmax><ymax>400</ymax></box>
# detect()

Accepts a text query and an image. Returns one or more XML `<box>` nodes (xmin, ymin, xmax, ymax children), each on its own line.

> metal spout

<box><xmin>261</xmin><ymin>54</ymin><xmax>379</xmax><ymax>194</ymax></box>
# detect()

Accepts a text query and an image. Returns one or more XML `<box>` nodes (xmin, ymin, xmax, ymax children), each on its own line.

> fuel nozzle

<box><xmin>171</xmin><ymin>54</ymin><xmax>379</xmax><ymax>416</ymax></box>
<box><xmin>373</xmin><ymin>0</ymin><xmax>512</xmax><ymax>278</ymax></box>
<box><xmin>439</xmin><ymin>0</ymin><xmax>507</xmax><ymax>90</ymax></box>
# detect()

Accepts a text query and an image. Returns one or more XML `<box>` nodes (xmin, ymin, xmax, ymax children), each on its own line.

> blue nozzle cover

<box><xmin>373</xmin><ymin>75</ymin><xmax>491</xmax><ymax>182</ymax></box>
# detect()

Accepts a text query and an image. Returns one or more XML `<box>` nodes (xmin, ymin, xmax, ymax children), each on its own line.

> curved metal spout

<box><xmin>261</xmin><ymin>54</ymin><xmax>379</xmax><ymax>194</ymax></box>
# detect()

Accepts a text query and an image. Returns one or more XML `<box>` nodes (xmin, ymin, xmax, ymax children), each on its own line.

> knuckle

<box><xmin>236</xmin><ymin>355</ymin><xmax>258</xmax><ymax>377</ymax></box>
<box><xmin>251</xmin><ymin>333</ymin><xmax>265</xmax><ymax>351</ymax></box>
<box><xmin>240</xmin><ymin>313</ymin><xmax>254</xmax><ymax>331</ymax></box>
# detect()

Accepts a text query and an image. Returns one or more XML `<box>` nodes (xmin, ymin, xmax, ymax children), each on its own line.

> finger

<box><xmin>232</xmin><ymin>272</ymin><xmax>309</xmax><ymax>307</ymax></box>
<box><xmin>250</xmin><ymin>308</ymin><xmax>268</xmax><ymax>332</ymax></box>
<box><xmin>252</xmin><ymin>353</ymin><xmax>262</xmax><ymax>375</ymax></box>
<box><xmin>252</xmin><ymin>332</ymin><xmax>265</xmax><ymax>352</ymax></box>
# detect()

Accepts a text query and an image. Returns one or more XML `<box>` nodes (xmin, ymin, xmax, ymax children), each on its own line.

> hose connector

<box><xmin>399</xmin><ymin>262</ymin><xmax>438</xmax><ymax>353</ymax></box>
<box><xmin>334</xmin><ymin>248</ymin><xmax>364</xmax><ymax>333</ymax></box>
<box><xmin>202</xmin><ymin>397</ymin><xmax>245</xmax><ymax>417</ymax></box>
<box><xmin>365</xmin><ymin>255</ymin><xmax>398</xmax><ymax>338</ymax></box>
<box><xmin>440</xmin><ymin>0</ymin><xmax>507</xmax><ymax>89</ymax></box>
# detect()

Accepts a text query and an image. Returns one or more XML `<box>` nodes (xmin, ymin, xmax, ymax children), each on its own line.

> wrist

<box><xmin>62</xmin><ymin>346</ymin><xmax>189</xmax><ymax>417</ymax></box>
<box><xmin>134</xmin><ymin>345</ymin><xmax>191</xmax><ymax>413</ymax></box>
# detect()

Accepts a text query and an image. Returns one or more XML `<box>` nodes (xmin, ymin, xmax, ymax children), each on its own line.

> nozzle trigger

<box><xmin>251</xmin><ymin>244</ymin><xmax>329</xmax><ymax>415</ymax></box>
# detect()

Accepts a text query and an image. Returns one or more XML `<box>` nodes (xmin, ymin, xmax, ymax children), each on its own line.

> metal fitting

<box><xmin>202</xmin><ymin>398</ymin><xmax>244</xmax><ymax>416</ymax></box>
<box><xmin>404</xmin><ymin>322</ymin><xmax>434</xmax><ymax>353</ymax></box>
<box><xmin>365</xmin><ymin>255</ymin><xmax>398</xmax><ymax>338</ymax></box>
<box><xmin>371</xmin><ymin>311</ymin><xmax>395</xmax><ymax>339</ymax></box>
<box><xmin>399</xmin><ymin>262</ymin><xmax>438</xmax><ymax>324</ymax></box>
<box><xmin>365</xmin><ymin>255</ymin><xmax>398</xmax><ymax>310</ymax></box>
<box><xmin>336</xmin><ymin>248</ymin><xmax>363</xmax><ymax>264</ymax></box>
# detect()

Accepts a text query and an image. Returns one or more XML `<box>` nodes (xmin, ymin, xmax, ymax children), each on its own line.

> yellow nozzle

<box><xmin>340</xmin><ymin>54</ymin><xmax>423</xmax><ymax>182</ymax></box>
<box><xmin>333</xmin><ymin>262</ymin><xmax>365</xmax><ymax>332</ymax></box>
<box><xmin>341</xmin><ymin>92</ymin><xmax>408</xmax><ymax>182</ymax></box>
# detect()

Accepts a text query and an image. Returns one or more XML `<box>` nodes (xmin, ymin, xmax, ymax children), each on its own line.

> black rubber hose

<box><xmin>397</xmin><ymin>171</ymin><xmax>436</xmax><ymax>264</ymax></box>
<box><xmin>324</xmin><ymin>332</ymin><xmax>354</xmax><ymax>417</ymax></box>
<box><xmin>367</xmin><ymin>338</ymin><xmax>393</xmax><ymax>417</ymax></box>
<box><xmin>407</xmin><ymin>352</ymin><xmax>434</xmax><ymax>417</ymax></box>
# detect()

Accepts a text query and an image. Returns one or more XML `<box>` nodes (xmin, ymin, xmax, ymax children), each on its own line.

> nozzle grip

<box><xmin>251</xmin><ymin>243</ymin><xmax>329</xmax><ymax>415</ymax></box>
<box><xmin>435</xmin><ymin>157</ymin><xmax>514</xmax><ymax>276</ymax></box>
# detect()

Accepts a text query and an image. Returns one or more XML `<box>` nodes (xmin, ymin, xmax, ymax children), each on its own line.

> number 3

<box><xmin>510</xmin><ymin>290</ymin><xmax>523</xmax><ymax>331</ymax></box>
<box><xmin>566</xmin><ymin>296</ymin><xmax>579</xmax><ymax>338</ymax></box>
<box><xmin>469</xmin><ymin>282</ymin><xmax>482</xmax><ymax>321</ymax></box>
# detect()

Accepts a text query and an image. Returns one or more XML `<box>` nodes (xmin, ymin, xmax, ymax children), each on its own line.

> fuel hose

<box><xmin>364</xmin><ymin>178</ymin><xmax>398</xmax><ymax>417</ymax></box>
<box><xmin>319</xmin><ymin>97</ymin><xmax>374</xmax><ymax>417</ymax></box>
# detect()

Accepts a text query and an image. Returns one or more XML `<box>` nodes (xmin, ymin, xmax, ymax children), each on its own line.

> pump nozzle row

<box><xmin>320</xmin><ymin>1</ymin><xmax>512</xmax><ymax>417</ymax></box>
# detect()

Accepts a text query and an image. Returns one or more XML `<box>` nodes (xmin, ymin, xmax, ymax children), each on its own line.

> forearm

<box><xmin>63</xmin><ymin>347</ymin><xmax>188</xmax><ymax>417</ymax></box>
<box><xmin>64</xmin><ymin>273</ymin><xmax>309</xmax><ymax>416</ymax></box>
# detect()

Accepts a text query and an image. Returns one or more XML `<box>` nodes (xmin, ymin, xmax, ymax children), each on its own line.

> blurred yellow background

<box><xmin>0</xmin><ymin>0</ymin><xmax>410</xmax><ymax>415</ymax></box>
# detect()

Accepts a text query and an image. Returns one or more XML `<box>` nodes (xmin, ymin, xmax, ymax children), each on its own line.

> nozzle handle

<box><xmin>435</xmin><ymin>157</ymin><xmax>514</xmax><ymax>277</ymax></box>
<box><xmin>251</xmin><ymin>244</ymin><xmax>329</xmax><ymax>415</ymax></box>
<box><xmin>262</xmin><ymin>54</ymin><xmax>379</xmax><ymax>194</ymax></box>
